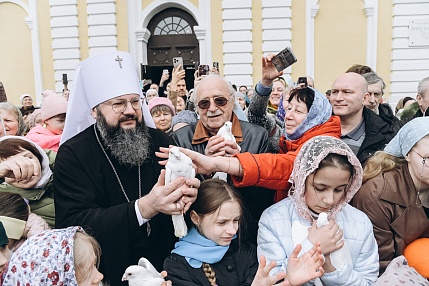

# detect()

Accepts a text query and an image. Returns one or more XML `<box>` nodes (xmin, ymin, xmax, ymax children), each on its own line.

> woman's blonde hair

<box><xmin>74</xmin><ymin>231</ymin><xmax>101</xmax><ymax>284</ymax></box>
<box><xmin>363</xmin><ymin>151</ymin><xmax>406</xmax><ymax>183</ymax></box>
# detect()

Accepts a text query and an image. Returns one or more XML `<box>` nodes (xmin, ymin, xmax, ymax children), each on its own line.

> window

<box><xmin>153</xmin><ymin>16</ymin><xmax>192</xmax><ymax>35</ymax></box>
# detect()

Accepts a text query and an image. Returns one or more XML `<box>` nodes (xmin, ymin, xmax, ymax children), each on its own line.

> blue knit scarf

<box><xmin>171</xmin><ymin>228</ymin><xmax>235</xmax><ymax>268</ymax></box>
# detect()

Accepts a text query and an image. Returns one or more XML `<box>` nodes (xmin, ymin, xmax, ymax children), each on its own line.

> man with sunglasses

<box><xmin>54</xmin><ymin>51</ymin><xmax>200</xmax><ymax>286</ymax></box>
<box><xmin>171</xmin><ymin>74</ymin><xmax>274</xmax><ymax>245</ymax></box>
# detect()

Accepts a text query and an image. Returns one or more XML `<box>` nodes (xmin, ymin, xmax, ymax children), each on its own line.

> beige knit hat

<box><xmin>41</xmin><ymin>95</ymin><xmax>68</xmax><ymax>121</ymax></box>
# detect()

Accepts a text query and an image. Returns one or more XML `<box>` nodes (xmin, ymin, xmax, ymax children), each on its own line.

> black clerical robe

<box><xmin>54</xmin><ymin>125</ymin><xmax>175</xmax><ymax>286</ymax></box>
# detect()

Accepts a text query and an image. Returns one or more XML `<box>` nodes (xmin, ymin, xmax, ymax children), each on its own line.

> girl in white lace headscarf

<box><xmin>258</xmin><ymin>136</ymin><xmax>379</xmax><ymax>286</ymax></box>
<box><xmin>288</xmin><ymin>136</ymin><xmax>363</xmax><ymax>222</ymax></box>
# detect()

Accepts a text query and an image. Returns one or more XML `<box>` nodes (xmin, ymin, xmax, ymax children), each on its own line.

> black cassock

<box><xmin>54</xmin><ymin>125</ymin><xmax>176</xmax><ymax>286</ymax></box>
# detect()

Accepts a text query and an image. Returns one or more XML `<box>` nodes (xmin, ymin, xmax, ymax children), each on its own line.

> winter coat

<box><xmin>0</xmin><ymin>149</ymin><xmax>56</xmax><ymax>228</ymax></box>
<box><xmin>10</xmin><ymin>213</ymin><xmax>50</xmax><ymax>252</ymax></box>
<box><xmin>164</xmin><ymin>240</ymin><xmax>258</xmax><ymax>286</ymax></box>
<box><xmin>25</xmin><ymin>124</ymin><xmax>62</xmax><ymax>152</ymax></box>
<box><xmin>352</xmin><ymin>164</ymin><xmax>429</xmax><ymax>274</ymax></box>
<box><xmin>231</xmin><ymin>116</ymin><xmax>341</xmax><ymax>202</ymax></box>
<box><xmin>357</xmin><ymin>108</ymin><xmax>398</xmax><ymax>165</ymax></box>
<box><xmin>172</xmin><ymin>114</ymin><xmax>274</xmax><ymax>245</ymax></box>
<box><xmin>246</xmin><ymin>89</ymin><xmax>283</xmax><ymax>153</ymax></box>
<box><xmin>377</xmin><ymin>103</ymin><xmax>404</xmax><ymax>135</ymax></box>
<box><xmin>258</xmin><ymin>198</ymin><xmax>379</xmax><ymax>285</ymax></box>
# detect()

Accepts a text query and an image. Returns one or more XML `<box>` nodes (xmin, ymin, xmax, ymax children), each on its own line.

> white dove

<box><xmin>165</xmin><ymin>146</ymin><xmax>195</xmax><ymax>238</ymax></box>
<box><xmin>217</xmin><ymin>121</ymin><xmax>241</xmax><ymax>152</ymax></box>
<box><xmin>122</xmin><ymin>257</ymin><xmax>164</xmax><ymax>286</ymax></box>
<box><xmin>316</xmin><ymin>212</ymin><xmax>352</xmax><ymax>270</ymax></box>
<box><xmin>213</xmin><ymin>121</ymin><xmax>240</xmax><ymax>181</ymax></box>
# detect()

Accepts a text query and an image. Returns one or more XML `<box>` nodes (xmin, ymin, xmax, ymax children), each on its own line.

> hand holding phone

<box><xmin>272</xmin><ymin>47</ymin><xmax>297</xmax><ymax>72</ymax></box>
<box><xmin>297</xmin><ymin>77</ymin><xmax>308</xmax><ymax>87</ymax></box>
<box><xmin>173</xmin><ymin>57</ymin><xmax>184</xmax><ymax>69</ymax></box>
<box><xmin>213</xmin><ymin>62</ymin><xmax>219</xmax><ymax>72</ymax></box>
<box><xmin>198</xmin><ymin>64</ymin><xmax>210</xmax><ymax>77</ymax></box>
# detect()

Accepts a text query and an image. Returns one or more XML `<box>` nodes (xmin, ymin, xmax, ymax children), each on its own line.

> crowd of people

<box><xmin>0</xmin><ymin>50</ymin><xmax>428</xmax><ymax>286</ymax></box>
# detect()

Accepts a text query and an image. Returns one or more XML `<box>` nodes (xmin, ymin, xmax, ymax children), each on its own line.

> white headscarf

<box><xmin>60</xmin><ymin>51</ymin><xmax>155</xmax><ymax>145</ymax></box>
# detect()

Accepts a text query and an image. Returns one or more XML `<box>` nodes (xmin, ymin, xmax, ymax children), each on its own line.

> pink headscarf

<box><xmin>288</xmin><ymin>136</ymin><xmax>363</xmax><ymax>223</ymax></box>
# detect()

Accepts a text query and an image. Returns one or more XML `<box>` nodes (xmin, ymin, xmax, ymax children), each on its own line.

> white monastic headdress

<box><xmin>60</xmin><ymin>51</ymin><xmax>155</xmax><ymax>145</ymax></box>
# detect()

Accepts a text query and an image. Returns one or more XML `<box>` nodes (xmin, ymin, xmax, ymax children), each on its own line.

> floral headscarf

<box><xmin>2</xmin><ymin>226</ymin><xmax>83</xmax><ymax>286</ymax></box>
<box><xmin>284</xmin><ymin>87</ymin><xmax>332</xmax><ymax>140</ymax></box>
<box><xmin>288</xmin><ymin>136</ymin><xmax>363</xmax><ymax>222</ymax></box>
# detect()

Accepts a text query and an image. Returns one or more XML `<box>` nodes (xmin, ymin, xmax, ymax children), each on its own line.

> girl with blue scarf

<box><xmin>164</xmin><ymin>179</ymin><xmax>324</xmax><ymax>286</ymax></box>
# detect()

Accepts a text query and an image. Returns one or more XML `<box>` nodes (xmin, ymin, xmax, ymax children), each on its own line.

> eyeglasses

<box><xmin>107</xmin><ymin>96</ymin><xmax>141</xmax><ymax>114</ymax></box>
<box><xmin>413</xmin><ymin>150</ymin><xmax>428</xmax><ymax>167</ymax></box>
<box><xmin>197</xmin><ymin>96</ymin><xmax>229</xmax><ymax>109</ymax></box>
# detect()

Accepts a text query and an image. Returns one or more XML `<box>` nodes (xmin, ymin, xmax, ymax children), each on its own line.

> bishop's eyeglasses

<box><xmin>108</xmin><ymin>96</ymin><xmax>141</xmax><ymax>114</ymax></box>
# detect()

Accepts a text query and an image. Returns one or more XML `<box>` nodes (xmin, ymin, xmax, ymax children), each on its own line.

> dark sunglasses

<box><xmin>197</xmin><ymin>97</ymin><xmax>229</xmax><ymax>109</ymax></box>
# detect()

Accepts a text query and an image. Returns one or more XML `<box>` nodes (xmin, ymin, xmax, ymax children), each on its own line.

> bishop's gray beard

<box><xmin>95</xmin><ymin>109</ymin><xmax>151</xmax><ymax>167</ymax></box>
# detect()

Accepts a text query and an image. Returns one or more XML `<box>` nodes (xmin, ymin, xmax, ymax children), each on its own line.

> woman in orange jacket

<box><xmin>159</xmin><ymin>56</ymin><xmax>340</xmax><ymax>202</ymax></box>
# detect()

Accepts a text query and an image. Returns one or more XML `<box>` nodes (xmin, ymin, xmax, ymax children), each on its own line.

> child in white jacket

<box><xmin>257</xmin><ymin>136</ymin><xmax>379</xmax><ymax>285</ymax></box>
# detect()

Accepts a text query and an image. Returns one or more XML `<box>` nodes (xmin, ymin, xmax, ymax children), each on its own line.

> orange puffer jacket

<box><xmin>231</xmin><ymin>116</ymin><xmax>341</xmax><ymax>202</ymax></box>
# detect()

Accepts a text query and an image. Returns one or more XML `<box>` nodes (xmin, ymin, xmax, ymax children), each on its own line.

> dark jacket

<box><xmin>352</xmin><ymin>164</ymin><xmax>429</xmax><ymax>274</ymax></box>
<box><xmin>378</xmin><ymin>103</ymin><xmax>404</xmax><ymax>135</ymax></box>
<box><xmin>413</xmin><ymin>107</ymin><xmax>429</xmax><ymax>118</ymax></box>
<box><xmin>358</xmin><ymin>108</ymin><xmax>397</xmax><ymax>165</ymax></box>
<box><xmin>19</xmin><ymin>105</ymin><xmax>37</xmax><ymax>117</ymax></box>
<box><xmin>172</xmin><ymin>120</ymin><xmax>275</xmax><ymax>245</ymax></box>
<box><xmin>164</xmin><ymin>240</ymin><xmax>258</xmax><ymax>286</ymax></box>
<box><xmin>54</xmin><ymin>125</ymin><xmax>176</xmax><ymax>286</ymax></box>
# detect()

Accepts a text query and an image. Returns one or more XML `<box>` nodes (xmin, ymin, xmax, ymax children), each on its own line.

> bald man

<box><xmin>330</xmin><ymin>72</ymin><xmax>397</xmax><ymax>164</ymax></box>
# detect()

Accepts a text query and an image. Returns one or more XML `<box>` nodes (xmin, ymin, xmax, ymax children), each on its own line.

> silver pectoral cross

<box><xmin>115</xmin><ymin>55</ymin><xmax>123</xmax><ymax>68</ymax></box>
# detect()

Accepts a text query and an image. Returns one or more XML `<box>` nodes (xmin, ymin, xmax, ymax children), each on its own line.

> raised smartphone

<box><xmin>272</xmin><ymin>47</ymin><xmax>298</xmax><ymax>72</ymax></box>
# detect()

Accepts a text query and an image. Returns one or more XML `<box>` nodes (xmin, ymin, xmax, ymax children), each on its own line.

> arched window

<box><xmin>153</xmin><ymin>16</ymin><xmax>192</xmax><ymax>35</ymax></box>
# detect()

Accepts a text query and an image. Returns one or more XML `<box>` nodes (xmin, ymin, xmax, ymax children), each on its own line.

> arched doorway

<box><xmin>146</xmin><ymin>8</ymin><xmax>199</xmax><ymax>91</ymax></box>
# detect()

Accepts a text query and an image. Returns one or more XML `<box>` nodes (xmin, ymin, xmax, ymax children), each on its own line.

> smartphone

<box><xmin>173</xmin><ymin>57</ymin><xmax>183</xmax><ymax>69</ymax></box>
<box><xmin>163</xmin><ymin>69</ymin><xmax>169</xmax><ymax>74</ymax></box>
<box><xmin>198</xmin><ymin>64</ymin><xmax>210</xmax><ymax>76</ymax></box>
<box><xmin>142</xmin><ymin>79</ymin><xmax>152</xmax><ymax>86</ymax></box>
<box><xmin>271</xmin><ymin>47</ymin><xmax>297</xmax><ymax>72</ymax></box>
<box><xmin>213</xmin><ymin>62</ymin><xmax>219</xmax><ymax>72</ymax></box>
<box><xmin>141</xmin><ymin>64</ymin><xmax>152</xmax><ymax>80</ymax></box>
<box><xmin>297</xmin><ymin>76</ymin><xmax>307</xmax><ymax>87</ymax></box>
<box><xmin>62</xmin><ymin>74</ymin><xmax>68</xmax><ymax>85</ymax></box>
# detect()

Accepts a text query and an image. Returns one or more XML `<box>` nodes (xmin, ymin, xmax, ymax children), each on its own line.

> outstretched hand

<box><xmin>156</xmin><ymin>146</ymin><xmax>218</xmax><ymax>175</ymax></box>
<box><xmin>251</xmin><ymin>255</ymin><xmax>290</xmax><ymax>286</ymax></box>
<box><xmin>286</xmin><ymin>243</ymin><xmax>324</xmax><ymax>285</ymax></box>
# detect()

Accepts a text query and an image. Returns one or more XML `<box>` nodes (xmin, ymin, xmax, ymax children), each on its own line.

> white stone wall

<box><xmin>87</xmin><ymin>0</ymin><xmax>118</xmax><ymax>56</ymax></box>
<box><xmin>222</xmin><ymin>0</ymin><xmax>253</xmax><ymax>87</ymax></box>
<box><xmin>221</xmin><ymin>0</ymin><xmax>293</xmax><ymax>87</ymax></box>
<box><xmin>390</xmin><ymin>0</ymin><xmax>429</xmax><ymax>105</ymax></box>
<box><xmin>262</xmin><ymin>0</ymin><xmax>293</xmax><ymax>83</ymax></box>
<box><xmin>49</xmin><ymin>0</ymin><xmax>81</xmax><ymax>93</ymax></box>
